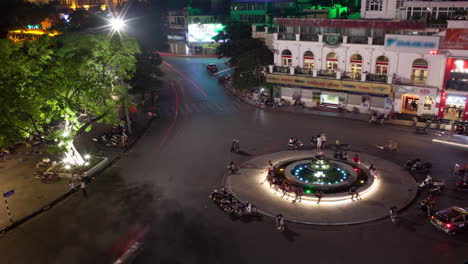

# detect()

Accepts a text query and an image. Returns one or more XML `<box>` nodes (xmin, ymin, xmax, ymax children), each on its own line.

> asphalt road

<box><xmin>0</xmin><ymin>56</ymin><xmax>467</xmax><ymax>264</ymax></box>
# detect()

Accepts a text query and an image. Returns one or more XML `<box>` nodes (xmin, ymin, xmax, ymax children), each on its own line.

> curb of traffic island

<box><xmin>224</xmin><ymin>150</ymin><xmax>418</xmax><ymax>226</ymax></box>
<box><xmin>0</xmin><ymin>119</ymin><xmax>154</xmax><ymax>236</ymax></box>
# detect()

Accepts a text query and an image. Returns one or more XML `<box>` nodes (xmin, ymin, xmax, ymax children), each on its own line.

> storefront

<box><xmin>266</xmin><ymin>74</ymin><xmax>391</xmax><ymax>111</ymax></box>
<box><xmin>443</xmin><ymin>92</ymin><xmax>468</xmax><ymax>120</ymax></box>
<box><xmin>393</xmin><ymin>85</ymin><xmax>438</xmax><ymax>116</ymax></box>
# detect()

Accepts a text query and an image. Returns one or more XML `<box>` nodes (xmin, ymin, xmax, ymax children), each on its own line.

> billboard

<box><xmin>188</xmin><ymin>24</ymin><xmax>224</xmax><ymax>42</ymax></box>
<box><xmin>444</xmin><ymin>29</ymin><xmax>468</xmax><ymax>50</ymax></box>
<box><xmin>384</xmin><ymin>34</ymin><xmax>439</xmax><ymax>53</ymax></box>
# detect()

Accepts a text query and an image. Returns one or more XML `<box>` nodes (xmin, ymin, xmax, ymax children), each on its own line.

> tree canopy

<box><xmin>215</xmin><ymin>22</ymin><xmax>273</xmax><ymax>90</ymax></box>
<box><xmin>0</xmin><ymin>33</ymin><xmax>141</xmax><ymax>148</ymax></box>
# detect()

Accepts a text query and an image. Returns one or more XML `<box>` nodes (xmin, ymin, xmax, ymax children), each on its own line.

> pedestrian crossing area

<box><xmin>158</xmin><ymin>101</ymin><xmax>241</xmax><ymax>118</ymax></box>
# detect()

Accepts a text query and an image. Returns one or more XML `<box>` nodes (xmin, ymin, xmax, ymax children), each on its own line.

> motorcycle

<box><xmin>418</xmin><ymin>178</ymin><xmax>445</xmax><ymax>194</ymax></box>
<box><xmin>210</xmin><ymin>188</ymin><xmax>261</xmax><ymax>219</ymax></box>
<box><xmin>92</xmin><ymin>133</ymin><xmax>121</xmax><ymax>147</ymax></box>
<box><xmin>288</xmin><ymin>140</ymin><xmax>304</xmax><ymax>150</ymax></box>
<box><xmin>406</xmin><ymin>159</ymin><xmax>432</xmax><ymax>173</ymax></box>
<box><xmin>455</xmin><ymin>178</ymin><xmax>468</xmax><ymax>191</ymax></box>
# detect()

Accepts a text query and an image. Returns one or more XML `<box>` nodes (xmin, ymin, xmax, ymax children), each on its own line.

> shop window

<box><xmin>326</xmin><ymin>52</ymin><xmax>338</xmax><ymax>72</ymax></box>
<box><xmin>303</xmin><ymin>51</ymin><xmax>314</xmax><ymax>71</ymax></box>
<box><xmin>423</xmin><ymin>96</ymin><xmax>433</xmax><ymax>111</ymax></box>
<box><xmin>349</xmin><ymin>54</ymin><xmax>362</xmax><ymax>80</ymax></box>
<box><xmin>412</xmin><ymin>59</ymin><xmax>428</xmax><ymax>84</ymax></box>
<box><xmin>375</xmin><ymin>56</ymin><xmax>389</xmax><ymax>75</ymax></box>
<box><xmin>282</xmin><ymin>49</ymin><xmax>292</xmax><ymax>66</ymax></box>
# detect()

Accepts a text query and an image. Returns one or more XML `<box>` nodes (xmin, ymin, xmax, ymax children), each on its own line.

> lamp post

<box><xmin>108</xmin><ymin>17</ymin><xmax>133</xmax><ymax>135</ymax></box>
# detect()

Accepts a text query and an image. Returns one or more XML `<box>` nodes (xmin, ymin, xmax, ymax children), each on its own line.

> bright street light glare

<box><xmin>110</xmin><ymin>18</ymin><xmax>125</xmax><ymax>31</ymax></box>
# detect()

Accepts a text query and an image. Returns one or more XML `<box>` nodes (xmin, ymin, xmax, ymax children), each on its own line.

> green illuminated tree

<box><xmin>0</xmin><ymin>33</ymin><xmax>140</xmax><ymax>161</ymax></box>
<box><xmin>215</xmin><ymin>22</ymin><xmax>273</xmax><ymax>90</ymax></box>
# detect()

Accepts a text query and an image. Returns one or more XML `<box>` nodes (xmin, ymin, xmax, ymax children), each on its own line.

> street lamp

<box><xmin>110</xmin><ymin>17</ymin><xmax>125</xmax><ymax>31</ymax></box>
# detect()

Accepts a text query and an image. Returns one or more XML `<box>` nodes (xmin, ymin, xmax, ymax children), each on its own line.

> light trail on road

<box><xmin>162</xmin><ymin>61</ymin><xmax>208</xmax><ymax>98</ymax></box>
<box><xmin>159</xmin><ymin>81</ymin><xmax>179</xmax><ymax>147</ymax></box>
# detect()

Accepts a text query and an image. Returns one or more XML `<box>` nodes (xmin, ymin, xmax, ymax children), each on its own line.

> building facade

<box><xmin>361</xmin><ymin>0</ymin><xmax>468</xmax><ymax>22</ymax></box>
<box><xmin>262</xmin><ymin>18</ymin><xmax>447</xmax><ymax>116</ymax></box>
<box><xmin>167</xmin><ymin>9</ymin><xmax>189</xmax><ymax>54</ymax></box>
<box><xmin>230</xmin><ymin>0</ymin><xmax>329</xmax><ymax>26</ymax></box>
<box><xmin>438</xmin><ymin>20</ymin><xmax>468</xmax><ymax>120</ymax></box>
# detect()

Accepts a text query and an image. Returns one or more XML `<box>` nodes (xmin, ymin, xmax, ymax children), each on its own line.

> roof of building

<box><xmin>274</xmin><ymin>18</ymin><xmax>426</xmax><ymax>29</ymax></box>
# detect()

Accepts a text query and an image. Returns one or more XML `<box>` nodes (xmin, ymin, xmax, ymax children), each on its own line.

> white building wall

<box><xmin>361</xmin><ymin>0</ymin><xmax>398</xmax><ymax>19</ymax></box>
<box><xmin>274</xmin><ymin>39</ymin><xmax>446</xmax><ymax>89</ymax></box>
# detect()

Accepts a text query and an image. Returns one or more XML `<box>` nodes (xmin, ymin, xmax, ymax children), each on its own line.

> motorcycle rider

<box><xmin>231</xmin><ymin>139</ymin><xmax>240</xmax><ymax>153</ymax></box>
<box><xmin>275</xmin><ymin>214</ymin><xmax>285</xmax><ymax>232</ymax></box>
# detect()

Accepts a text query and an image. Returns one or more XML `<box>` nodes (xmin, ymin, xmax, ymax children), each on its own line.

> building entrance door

<box><xmin>403</xmin><ymin>95</ymin><xmax>419</xmax><ymax>113</ymax></box>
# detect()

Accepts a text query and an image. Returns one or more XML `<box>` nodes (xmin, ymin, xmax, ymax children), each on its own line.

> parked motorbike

<box><xmin>418</xmin><ymin>176</ymin><xmax>445</xmax><ymax>194</ymax></box>
<box><xmin>92</xmin><ymin>133</ymin><xmax>121</xmax><ymax>147</ymax></box>
<box><xmin>456</xmin><ymin>178</ymin><xmax>468</xmax><ymax>191</ymax></box>
<box><xmin>209</xmin><ymin>188</ymin><xmax>261</xmax><ymax>219</ymax></box>
<box><xmin>288</xmin><ymin>140</ymin><xmax>304</xmax><ymax>150</ymax></box>
<box><xmin>406</xmin><ymin>159</ymin><xmax>432</xmax><ymax>173</ymax></box>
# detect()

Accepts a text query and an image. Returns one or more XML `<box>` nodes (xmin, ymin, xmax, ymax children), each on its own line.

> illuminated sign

<box><xmin>384</xmin><ymin>35</ymin><xmax>439</xmax><ymax>53</ymax></box>
<box><xmin>188</xmin><ymin>24</ymin><xmax>224</xmax><ymax>42</ymax></box>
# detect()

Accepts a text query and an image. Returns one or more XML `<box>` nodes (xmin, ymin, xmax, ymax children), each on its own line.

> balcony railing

<box><xmin>317</xmin><ymin>69</ymin><xmax>336</xmax><ymax>78</ymax></box>
<box><xmin>273</xmin><ymin>65</ymin><xmax>290</xmax><ymax>74</ymax></box>
<box><xmin>341</xmin><ymin>72</ymin><xmax>361</xmax><ymax>80</ymax></box>
<box><xmin>366</xmin><ymin>73</ymin><xmax>388</xmax><ymax>83</ymax></box>
<box><xmin>278</xmin><ymin>33</ymin><xmax>296</xmax><ymax>40</ymax></box>
<box><xmin>347</xmin><ymin>36</ymin><xmax>368</xmax><ymax>44</ymax></box>
<box><xmin>372</xmin><ymin>37</ymin><xmax>385</xmax><ymax>45</ymax></box>
<box><xmin>294</xmin><ymin>67</ymin><xmax>314</xmax><ymax>75</ymax></box>
<box><xmin>300</xmin><ymin>34</ymin><xmax>319</xmax><ymax>42</ymax></box>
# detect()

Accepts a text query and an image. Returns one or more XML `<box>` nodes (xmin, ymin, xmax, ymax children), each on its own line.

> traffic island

<box><xmin>225</xmin><ymin>150</ymin><xmax>417</xmax><ymax>225</ymax></box>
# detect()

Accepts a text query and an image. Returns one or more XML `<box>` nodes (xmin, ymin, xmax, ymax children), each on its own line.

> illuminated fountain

<box><xmin>283</xmin><ymin>155</ymin><xmax>359</xmax><ymax>192</ymax></box>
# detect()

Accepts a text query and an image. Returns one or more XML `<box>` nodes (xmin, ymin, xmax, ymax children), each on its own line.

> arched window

<box><xmin>303</xmin><ymin>51</ymin><xmax>314</xmax><ymax>71</ymax></box>
<box><xmin>281</xmin><ymin>49</ymin><xmax>292</xmax><ymax>66</ymax></box>
<box><xmin>326</xmin><ymin>52</ymin><xmax>338</xmax><ymax>71</ymax></box>
<box><xmin>375</xmin><ymin>56</ymin><xmax>389</xmax><ymax>75</ymax></box>
<box><xmin>412</xmin><ymin>59</ymin><xmax>428</xmax><ymax>84</ymax></box>
<box><xmin>349</xmin><ymin>54</ymin><xmax>362</xmax><ymax>80</ymax></box>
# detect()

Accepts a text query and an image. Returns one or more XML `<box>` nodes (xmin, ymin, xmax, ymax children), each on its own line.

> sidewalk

<box><xmin>226</xmin><ymin>87</ymin><xmax>456</xmax><ymax>131</ymax></box>
<box><xmin>0</xmin><ymin>96</ymin><xmax>154</xmax><ymax>233</ymax></box>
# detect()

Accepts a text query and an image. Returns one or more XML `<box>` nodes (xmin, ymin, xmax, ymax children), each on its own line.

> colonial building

<box><xmin>261</xmin><ymin>18</ymin><xmax>446</xmax><ymax>116</ymax></box>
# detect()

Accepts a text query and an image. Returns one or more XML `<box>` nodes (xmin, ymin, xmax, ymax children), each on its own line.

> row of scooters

<box><xmin>209</xmin><ymin>187</ymin><xmax>262</xmax><ymax>220</ymax></box>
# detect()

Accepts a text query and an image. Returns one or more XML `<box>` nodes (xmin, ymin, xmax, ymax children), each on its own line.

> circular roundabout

<box><xmin>226</xmin><ymin>150</ymin><xmax>418</xmax><ymax>225</ymax></box>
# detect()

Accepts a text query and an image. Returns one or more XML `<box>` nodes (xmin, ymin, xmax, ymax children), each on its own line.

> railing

<box><xmin>366</xmin><ymin>74</ymin><xmax>388</xmax><ymax>83</ymax></box>
<box><xmin>411</xmin><ymin>75</ymin><xmax>427</xmax><ymax>85</ymax></box>
<box><xmin>294</xmin><ymin>67</ymin><xmax>314</xmax><ymax>75</ymax></box>
<box><xmin>347</xmin><ymin>36</ymin><xmax>368</xmax><ymax>44</ymax></box>
<box><xmin>277</xmin><ymin>33</ymin><xmax>296</xmax><ymax>41</ymax></box>
<box><xmin>273</xmin><ymin>66</ymin><xmax>290</xmax><ymax>74</ymax></box>
<box><xmin>300</xmin><ymin>34</ymin><xmax>319</xmax><ymax>42</ymax></box>
<box><xmin>342</xmin><ymin>72</ymin><xmax>361</xmax><ymax>80</ymax></box>
<box><xmin>317</xmin><ymin>69</ymin><xmax>336</xmax><ymax>78</ymax></box>
<box><xmin>372</xmin><ymin>37</ymin><xmax>385</xmax><ymax>45</ymax></box>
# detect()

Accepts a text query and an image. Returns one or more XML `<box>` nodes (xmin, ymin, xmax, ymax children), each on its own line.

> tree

<box><xmin>0</xmin><ymin>33</ymin><xmax>140</xmax><ymax>164</ymax></box>
<box><xmin>215</xmin><ymin>22</ymin><xmax>273</xmax><ymax>90</ymax></box>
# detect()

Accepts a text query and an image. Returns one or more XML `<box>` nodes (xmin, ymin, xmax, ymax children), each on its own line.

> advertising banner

<box><xmin>341</xmin><ymin>80</ymin><xmax>391</xmax><ymax>96</ymax></box>
<box><xmin>267</xmin><ymin>74</ymin><xmax>391</xmax><ymax>95</ymax></box>
<box><xmin>444</xmin><ymin>29</ymin><xmax>468</xmax><ymax>50</ymax></box>
<box><xmin>188</xmin><ymin>24</ymin><xmax>224</xmax><ymax>42</ymax></box>
<box><xmin>384</xmin><ymin>34</ymin><xmax>439</xmax><ymax>53</ymax></box>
